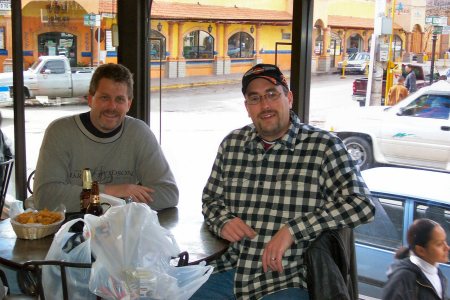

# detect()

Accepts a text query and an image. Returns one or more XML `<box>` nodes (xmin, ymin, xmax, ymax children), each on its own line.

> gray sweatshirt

<box><xmin>34</xmin><ymin>114</ymin><xmax>178</xmax><ymax>212</ymax></box>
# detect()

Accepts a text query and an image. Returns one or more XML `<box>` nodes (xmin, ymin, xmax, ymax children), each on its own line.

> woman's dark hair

<box><xmin>395</xmin><ymin>218</ymin><xmax>439</xmax><ymax>259</ymax></box>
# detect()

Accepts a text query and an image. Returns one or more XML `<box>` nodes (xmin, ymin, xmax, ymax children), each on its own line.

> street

<box><xmin>1</xmin><ymin>73</ymin><xmax>361</xmax><ymax>209</ymax></box>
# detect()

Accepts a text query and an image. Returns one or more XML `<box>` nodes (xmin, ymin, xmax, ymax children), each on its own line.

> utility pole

<box><xmin>90</xmin><ymin>21</ymin><xmax>94</xmax><ymax>67</ymax></box>
<box><xmin>430</xmin><ymin>32</ymin><xmax>437</xmax><ymax>85</ymax></box>
<box><xmin>384</xmin><ymin>0</ymin><xmax>397</xmax><ymax>104</ymax></box>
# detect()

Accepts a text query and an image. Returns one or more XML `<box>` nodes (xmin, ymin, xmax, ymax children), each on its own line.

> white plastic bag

<box><xmin>42</xmin><ymin>218</ymin><xmax>95</xmax><ymax>300</ymax></box>
<box><xmin>85</xmin><ymin>203</ymin><xmax>213</xmax><ymax>300</ymax></box>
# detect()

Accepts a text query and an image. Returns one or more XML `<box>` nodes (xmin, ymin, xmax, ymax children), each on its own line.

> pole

<box><xmin>430</xmin><ymin>33</ymin><xmax>437</xmax><ymax>85</ymax></box>
<box><xmin>333</xmin><ymin>39</ymin><xmax>336</xmax><ymax>67</ymax></box>
<box><xmin>384</xmin><ymin>0</ymin><xmax>396</xmax><ymax>105</ymax></box>
<box><xmin>90</xmin><ymin>25</ymin><xmax>94</xmax><ymax>67</ymax></box>
<box><xmin>97</xmin><ymin>24</ymin><xmax>101</xmax><ymax>65</ymax></box>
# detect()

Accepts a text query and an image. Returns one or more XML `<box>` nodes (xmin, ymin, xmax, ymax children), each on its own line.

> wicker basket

<box><xmin>11</xmin><ymin>213</ymin><xmax>65</xmax><ymax>240</ymax></box>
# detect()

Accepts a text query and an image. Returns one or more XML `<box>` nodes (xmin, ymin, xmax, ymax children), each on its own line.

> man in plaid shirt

<box><xmin>192</xmin><ymin>64</ymin><xmax>375</xmax><ymax>300</ymax></box>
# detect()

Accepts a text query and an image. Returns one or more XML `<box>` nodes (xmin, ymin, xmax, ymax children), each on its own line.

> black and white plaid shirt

<box><xmin>202</xmin><ymin>112</ymin><xmax>375</xmax><ymax>299</ymax></box>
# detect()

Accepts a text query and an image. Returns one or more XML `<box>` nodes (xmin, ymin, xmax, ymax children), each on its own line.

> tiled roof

<box><xmin>151</xmin><ymin>1</ymin><xmax>292</xmax><ymax>23</ymax></box>
<box><xmin>328</xmin><ymin>15</ymin><xmax>402</xmax><ymax>30</ymax></box>
<box><xmin>99</xmin><ymin>0</ymin><xmax>116</xmax><ymax>13</ymax></box>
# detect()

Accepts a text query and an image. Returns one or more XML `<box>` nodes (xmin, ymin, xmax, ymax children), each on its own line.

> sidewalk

<box><xmin>150</xmin><ymin>72</ymin><xmax>243</xmax><ymax>91</ymax></box>
<box><xmin>149</xmin><ymin>57</ymin><xmax>450</xmax><ymax>92</ymax></box>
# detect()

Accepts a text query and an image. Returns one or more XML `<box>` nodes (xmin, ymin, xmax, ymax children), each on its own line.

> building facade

<box><xmin>0</xmin><ymin>0</ymin><xmax>447</xmax><ymax>76</ymax></box>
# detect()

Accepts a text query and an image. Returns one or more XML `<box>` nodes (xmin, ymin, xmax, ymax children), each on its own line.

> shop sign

<box><xmin>425</xmin><ymin>16</ymin><xmax>447</xmax><ymax>26</ymax></box>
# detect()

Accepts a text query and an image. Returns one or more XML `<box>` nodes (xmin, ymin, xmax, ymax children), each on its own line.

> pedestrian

<box><xmin>382</xmin><ymin>218</ymin><xmax>448</xmax><ymax>300</ymax></box>
<box><xmin>0</xmin><ymin>111</ymin><xmax>13</xmax><ymax>163</ymax></box>
<box><xmin>33</xmin><ymin>63</ymin><xmax>179</xmax><ymax>212</ymax></box>
<box><xmin>387</xmin><ymin>76</ymin><xmax>408</xmax><ymax>106</ymax></box>
<box><xmin>192</xmin><ymin>64</ymin><xmax>375</xmax><ymax>299</ymax></box>
<box><xmin>405</xmin><ymin>64</ymin><xmax>417</xmax><ymax>93</ymax></box>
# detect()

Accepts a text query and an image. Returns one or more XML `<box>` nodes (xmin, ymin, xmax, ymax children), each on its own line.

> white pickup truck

<box><xmin>0</xmin><ymin>56</ymin><xmax>95</xmax><ymax>100</ymax></box>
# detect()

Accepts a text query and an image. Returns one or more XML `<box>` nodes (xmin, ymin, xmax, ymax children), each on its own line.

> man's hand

<box><xmin>104</xmin><ymin>184</ymin><xmax>154</xmax><ymax>204</ymax></box>
<box><xmin>221</xmin><ymin>217</ymin><xmax>257</xmax><ymax>242</ymax></box>
<box><xmin>262</xmin><ymin>226</ymin><xmax>294</xmax><ymax>273</ymax></box>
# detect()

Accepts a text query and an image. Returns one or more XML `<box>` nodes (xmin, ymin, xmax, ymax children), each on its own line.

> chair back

<box><xmin>0</xmin><ymin>158</ymin><xmax>14</xmax><ymax>216</ymax></box>
<box><xmin>27</xmin><ymin>170</ymin><xmax>35</xmax><ymax>195</ymax></box>
<box><xmin>21</xmin><ymin>260</ymin><xmax>94</xmax><ymax>300</ymax></box>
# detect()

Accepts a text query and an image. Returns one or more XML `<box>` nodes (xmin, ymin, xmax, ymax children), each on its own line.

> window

<box><xmin>347</xmin><ymin>34</ymin><xmax>363</xmax><ymax>54</ymax></box>
<box><xmin>402</xmin><ymin>95</ymin><xmax>450</xmax><ymax>120</ymax></box>
<box><xmin>0</xmin><ymin>27</ymin><xmax>4</xmax><ymax>49</ymax></box>
<box><xmin>355</xmin><ymin>197</ymin><xmax>404</xmax><ymax>250</ymax></box>
<box><xmin>42</xmin><ymin>60</ymin><xmax>66</xmax><ymax>74</ymax></box>
<box><xmin>392</xmin><ymin>34</ymin><xmax>403</xmax><ymax>61</ymax></box>
<box><xmin>315</xmin><ymin>34</ymin><xmax>323</xmax><ymax>55</ymax></box>
<box><xmin>227</xmin><ymin>32</ymin><xmax>254</xmax><ymax>58</ymax></box>
<box><xmin>183</xmin><ymin>30</ymin><xmax>214</xmax><ymax>59</ymax></box>
<box><xmin>150</xmin><ymin>29</ymin><xmax>166</xmax><ymax>60</ymax></box>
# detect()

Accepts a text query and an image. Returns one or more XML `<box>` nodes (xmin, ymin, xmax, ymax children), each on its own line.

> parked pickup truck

<box><xmin>352</xmin><ymin>63</ymin><xmax>437</xmax><ymax>106</ymax></box>
<box><xmin>0</xmin><ymin>56</ymin><xmax>95</xmax><ymax>99</ymax></box>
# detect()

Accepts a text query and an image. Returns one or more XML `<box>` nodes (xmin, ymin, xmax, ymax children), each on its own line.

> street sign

<box><xmin>433</xmin><ymin>26</ymin><xmax>443</xmax><ymax>34</ymax></box>
<box><xmin>443</xmin><ymin>26</ymin><xmax>450</xmax><ymax>34</ymax></box>
<box><xmin>0</xmin><ymin>0</ymin><xmax>10</xmax><ymax>11</ymax></box>
<box><xmin>83</xmin><ymin>14</ymin><xmax>101</xmax><ymax>27</ymax></box>
<box><xmin>425</xmin><ymin>16</ymin><xmax>448</xmax><ymax>26</ymax></box>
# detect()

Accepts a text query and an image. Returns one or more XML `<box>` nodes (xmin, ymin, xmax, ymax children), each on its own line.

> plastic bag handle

<box><xmin>53</xmin><ymin>218</ymin><xmax>90</xmax><ymax>244</ymax></box>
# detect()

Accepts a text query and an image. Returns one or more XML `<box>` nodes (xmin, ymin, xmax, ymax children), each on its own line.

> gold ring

<box><xmin>271</xmin><ymin>257</ymin><xmax>276</xmax><ymax>261</ymax></box>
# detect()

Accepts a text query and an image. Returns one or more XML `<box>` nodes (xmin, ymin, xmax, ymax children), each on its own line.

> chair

<box><xmin>305</xmin><ymin>227</ymin><xmax>358</xmax><ymax>300</ymax></box>
<box><xmin>0</xmin><ymin>159</ymin><xmax>14</xmax><ymax>218</ymax></box>
<box><xmin>26</xmin><ymin>170</ymin><xmax>35</xmax><ymax>195</ymax></box>
<box><xmin>18</xmin><ymin>253</ymin><xmax>192</xmax><ymax>300</ymax></box>
<box><xmin>0</xmin><ymin>268</ymin><xmax>35</xmax><ymax>299</ymax></box>
<box><xmin>20</xmin><ymin>260</ymin><xmax>96</xmax><ymax>300</ymax></box>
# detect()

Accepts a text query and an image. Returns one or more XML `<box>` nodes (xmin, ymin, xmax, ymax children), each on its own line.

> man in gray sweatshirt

<box><xmin>33</xmin><ymin>63</ymin><xmax>178</xmax><ymax>212</ymax></box>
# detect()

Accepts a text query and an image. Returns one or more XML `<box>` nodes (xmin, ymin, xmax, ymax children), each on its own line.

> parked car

<box><xmin>325</xmin><ymin>80</ymin><xmax>450</xmax><ymax>172</ymax></box>
<box><xmin>352</xmin><ymin>63</ymin><xmax>439</xmax><ymax>106</ymax></box>
<box><xmin>355</xmin><ymin>167</ymin><xmax>450</xmax><ymax>299</ymax></box>
<box><xmin>0</xmin><ymin>55</ymin><xmax>95</xmax><ymax>100</ymax></box>
<box><xmin>337</xmin><ymin>52</ymin><xmax>370</xmax><ymax>74</ymax></box>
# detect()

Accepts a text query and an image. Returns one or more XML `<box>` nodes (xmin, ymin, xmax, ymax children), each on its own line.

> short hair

<box><xmin>88</xmin><ymin>63</ymin><xmax>134</xmax><ymax>99</ymax></box>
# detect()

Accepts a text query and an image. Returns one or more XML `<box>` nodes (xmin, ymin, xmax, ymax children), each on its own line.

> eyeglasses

<box><xmin>245</xmin><ymin>91</ymin><xmax>281</xmax><ymax>105</ymax></box>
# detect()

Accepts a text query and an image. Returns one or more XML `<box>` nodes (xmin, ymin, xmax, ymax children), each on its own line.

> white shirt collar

<box><xmin>410</xmin><ymin>254</ymin><xmax>438</xmax><ymax>275</ymax></box>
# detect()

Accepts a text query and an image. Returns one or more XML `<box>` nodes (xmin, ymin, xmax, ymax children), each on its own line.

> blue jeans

<box><xmin>190</xmin><ymin>269</ymin><xmax>309</xmax><ymax>300</ymax></box>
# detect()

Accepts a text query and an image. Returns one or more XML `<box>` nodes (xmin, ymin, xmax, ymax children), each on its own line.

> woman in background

<box><xmin>0</xmin><ymin>111</ymin><xmax>12</xmax><ymax>163</ymax></box>
<box><xmin>382</xmin><ymin>218</ymin><xmax>449</xmax><ymax>299</ymax></box>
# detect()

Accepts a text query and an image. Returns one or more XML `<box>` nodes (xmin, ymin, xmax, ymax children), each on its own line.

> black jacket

<box><xmin>0</xmin><ymin>130</ymin><xmax>12</xmax><ymax>163</ymax></box>
<box><xmin>305</xmin><ymin>227</ymin><xmax>358</xmax><ymax>300</ymax></box>
<box><xmin>382</xmin><ymin>258</ymin><xmax>447</xmax><ymax>300</ymax></box>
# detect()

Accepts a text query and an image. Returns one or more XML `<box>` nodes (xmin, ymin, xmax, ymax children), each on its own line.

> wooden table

<box><xmin>0</xmin><ymin>207</ymin><xmax>228</xmax><ymax>269</ymax></box>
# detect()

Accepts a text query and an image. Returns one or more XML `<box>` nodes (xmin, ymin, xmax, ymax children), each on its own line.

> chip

<box><xmin>15</xmin><ymin>209</ymin><xmax>62</xmax><ymax>225</ymax></box>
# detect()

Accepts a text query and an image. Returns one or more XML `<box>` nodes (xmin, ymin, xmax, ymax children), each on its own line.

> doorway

<box><xmin>38</xmin><ymin>32</ymin><xmax>77</xmax><ymax>67</ymax></box>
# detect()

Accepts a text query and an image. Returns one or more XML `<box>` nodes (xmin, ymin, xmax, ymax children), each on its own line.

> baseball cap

<box><xmin>242</xmin><ymin>64</ymin><xmax>289</xmax><ymax>94</ymax></box>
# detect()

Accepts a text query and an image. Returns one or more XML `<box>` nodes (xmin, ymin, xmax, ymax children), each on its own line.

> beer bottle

<box><xmin>86</xmin><ymin>181</ymin><xmax>103</xmax><ymax>216</ymax></box>
<box><xmin>80</xmin><ymin>168</ymin><xmax>92</xmax><ymax>213</ymax></box>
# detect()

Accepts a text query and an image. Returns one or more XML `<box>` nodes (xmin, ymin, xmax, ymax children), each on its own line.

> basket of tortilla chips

<box><xmin>11</xmin><ymin>209</ymin><xmax>65</xmax><ymax>240</ymax></box>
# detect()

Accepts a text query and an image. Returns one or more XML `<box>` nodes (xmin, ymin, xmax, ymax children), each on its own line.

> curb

<box><xmin>151</xmin><ymin>79</ymin><xmax>240</xmax><ymax>91</ymax></box>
